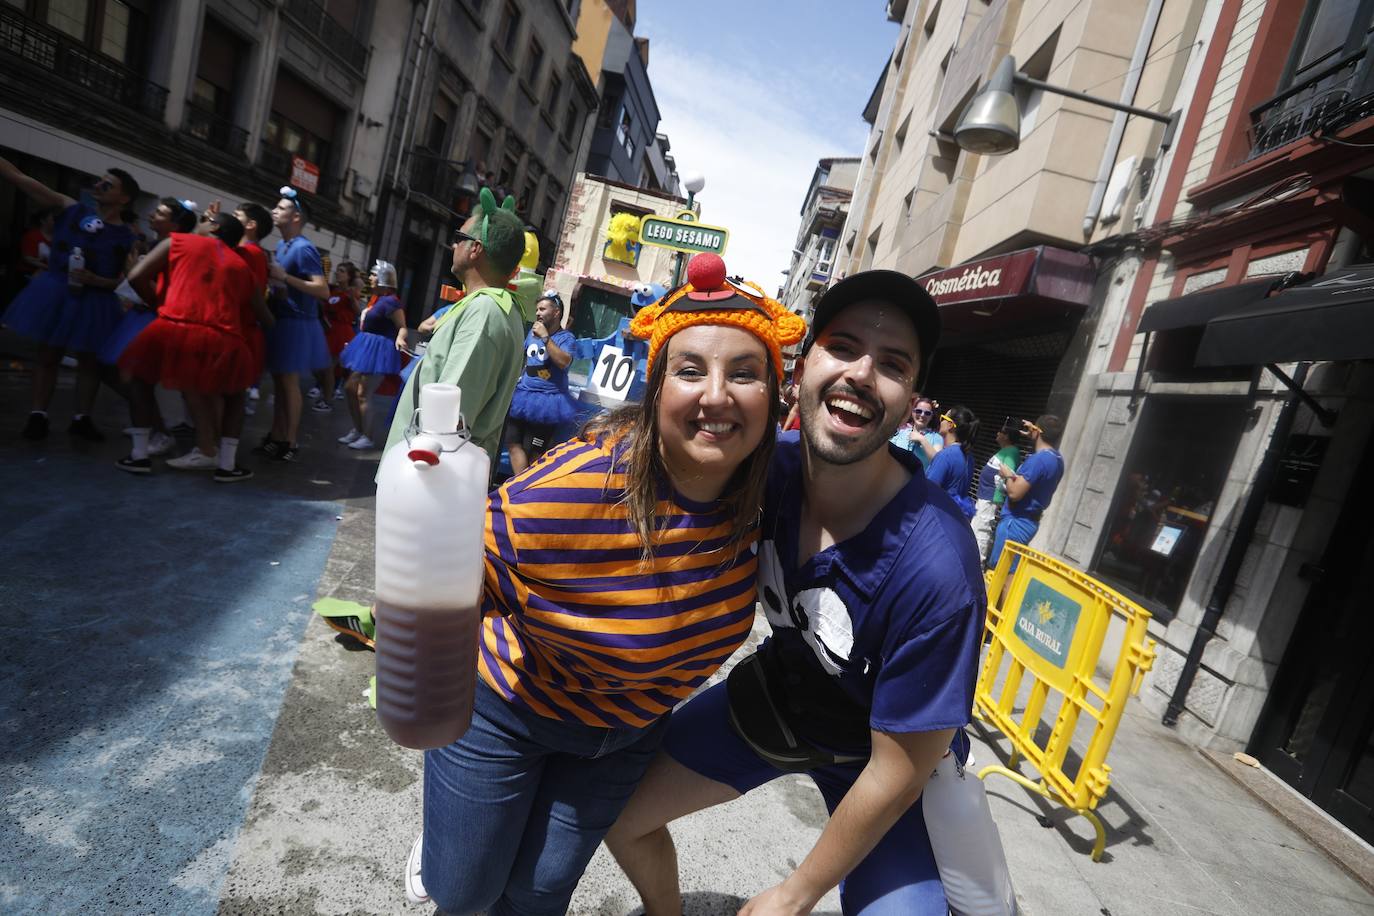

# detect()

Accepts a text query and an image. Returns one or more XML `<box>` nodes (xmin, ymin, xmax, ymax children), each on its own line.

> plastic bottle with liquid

<box><xmin>373</xmin><ymin>383</ymin><xmax>490</xmax><ymax>749</ymax></box>
<box><xmin>67</xmin><ymin>247</ymin><xmax>85</xmax><ymax>290</ymax></box>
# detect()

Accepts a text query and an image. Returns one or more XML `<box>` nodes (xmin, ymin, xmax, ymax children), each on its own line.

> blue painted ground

<box><xmin>0</xmin><ymin>451</ymin><xmax>339</xmax><ymax>914</ymax></box>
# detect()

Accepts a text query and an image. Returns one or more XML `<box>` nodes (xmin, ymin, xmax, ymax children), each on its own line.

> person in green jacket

<box><xmin>383</xmin><ymin>189</ymin><xmax>526</xmax><ymax>465</ymax></box>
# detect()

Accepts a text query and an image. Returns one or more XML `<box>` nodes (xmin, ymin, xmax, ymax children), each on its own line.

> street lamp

<box><xmin>673</xmin><ymin>172</ymin><xmax>707</xmax><ymax>287</ymax></box>
<box><xmin>954</xmin><ymin>54</ymin><xmax>1177</xmax><ymax>156</ymax></box>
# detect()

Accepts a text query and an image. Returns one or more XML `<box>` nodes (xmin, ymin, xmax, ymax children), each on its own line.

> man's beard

<box><xmin>798</xmin><ymin>382</ymin><xmax>904</xmax><ymax>466</ymax></box>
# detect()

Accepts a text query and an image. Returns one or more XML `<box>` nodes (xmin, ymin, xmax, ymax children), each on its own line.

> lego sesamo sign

<box><xmin>638</xmin><ymin>215</ymin><xmax>729</xmax><ymax>256</ymax></box>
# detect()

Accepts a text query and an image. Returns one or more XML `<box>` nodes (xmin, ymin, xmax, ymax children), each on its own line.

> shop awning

<box><xmin>1136</xmin><ymin>279</ymin><xmax>1277</xmax><ymax>333</ymax></box>
<box><xmin>917</xmin><ymin>246</ymin><xmax>1096</xmax><ymax>340</ymax></box>
<box><xmin>1196</xmin><ymin>266</ymin><xmax>1374</xmax><ymax>366</ymax></box>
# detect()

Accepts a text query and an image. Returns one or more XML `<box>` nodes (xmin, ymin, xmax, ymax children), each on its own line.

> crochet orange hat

<box><xmin>629</xmin><ymin>253</ymin><xmax>806</xmax><ymax>383</ymax></box>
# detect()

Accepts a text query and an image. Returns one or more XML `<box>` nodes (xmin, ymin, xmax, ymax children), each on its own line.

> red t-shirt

<box><xmin>162</xmin><ymin>234</ymin><xmax>253</xmax><ymax>334</ymax></box>
<box><xmin>235</xmin><ymin>241</ymin><xmax>269</xmax><ymax>292</ymax></box>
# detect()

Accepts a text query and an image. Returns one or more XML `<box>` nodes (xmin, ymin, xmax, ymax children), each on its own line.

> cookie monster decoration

<box><xmin>570</xmin><ymin>281</ymin><xmax>662</xmax><ymax>410</ymax></box>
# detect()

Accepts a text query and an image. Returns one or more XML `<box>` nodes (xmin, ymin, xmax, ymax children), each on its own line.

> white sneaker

<box><xmin>147</xmin><ymin>432</ymin><xmax>175</xmax><ymax>456</ymax></box>
<box><xmin>338</xmin><ymin>429</ymin><xmax>361</xmax><ymax>444</ymax></box>
<box><xmin>248</xmin><ymin>386</ymin><xmax>260</xmax><ymax>401</ymax></box>
<box><xmin>404</xmin><ymin>833</ymin><xmax>429</xmax><ymax>905</ymax></box>
<box><xmin>347</xmin><ymin>435</ymin><xmax>376</xmax><ymax>450</ymax></box>
<box><xmin>166</xmin><ymin>448</ymin><xmax>219</xmax><ymax>470</ymax></box>
<box><xmin>307</xmin><ymin>386</ymin><xmax>322</xmax><ymax>399</ymax></box>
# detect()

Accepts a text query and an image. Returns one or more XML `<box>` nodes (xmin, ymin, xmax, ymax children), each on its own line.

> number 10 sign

<box><xmin>583</xmin><ymin>345</ymin><xmax>637</xmax><ymax>405</ymax></box>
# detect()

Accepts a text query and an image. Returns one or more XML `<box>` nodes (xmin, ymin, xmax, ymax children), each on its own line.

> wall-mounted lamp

<box><xmin>954</xmin><ymin>55</ymin><xmax>1178</xmax><ymax>156</ymax></box>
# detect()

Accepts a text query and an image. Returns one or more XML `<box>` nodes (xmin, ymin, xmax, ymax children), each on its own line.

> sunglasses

<box><xmin>452</xmin><ymin>228</ymin><xmax>479</xmax><ymax>245</ymax></box>
<box><xmin>940</xmin><ymin>413</ymin><xmax>956</xmax><ymax>427</ymax></box>
<box><xmin>912</xmin><ymin>408</ymin><xmax>933</xmax><ymax>417</ymax></box>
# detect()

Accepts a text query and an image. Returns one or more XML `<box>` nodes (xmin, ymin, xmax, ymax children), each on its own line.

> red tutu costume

<box><xmin>119</xmin><ymin>234</ymin><xmax>258</xmax><ymax>393</ymax></box>
<box><xmin>323</xmin><ymin>289</ymin><xmax>358</xmax><ymax>358</ymax></box>
<box><xmin>235</xmin><ymin>241</ymin><xmax>269</xmax><ymax>380</ymax></box>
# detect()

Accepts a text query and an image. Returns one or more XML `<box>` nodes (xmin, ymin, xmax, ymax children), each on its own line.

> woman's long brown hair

<box><xmin>583</xmin><ymin>345</ymin><xmax>781</xmax><ymax>562</ymax></box>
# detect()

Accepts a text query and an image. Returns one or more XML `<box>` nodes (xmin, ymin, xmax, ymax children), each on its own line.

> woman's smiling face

<box><xmin>655</xmin><ymin>324</ymin><xmax>773</xmax><ymax>503</ymax></box>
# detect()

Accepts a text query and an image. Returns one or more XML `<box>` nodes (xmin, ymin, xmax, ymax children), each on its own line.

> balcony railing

<box><xmin>182</xmin><ymin>103</ymin><xmax>248</xmax><ymax>158</ymax></box>
<box><xmin>408</xmin><ymin>149</ymin><xmax>478</xmax><ymax>215</ymax></box>
<box><xmin>1249</xmin><ymin>50</ymin><xmax>1374</xmax><ymax>158</ymax></box>
<box><xmin>283</xmin><ymin>0</ymin><xmax>369</xmax><ymax>74</ymax></box>
<box><xmin>0</xmin><ymin>5</ymin><xmax>168</xmax><ymax>120</ymax></box>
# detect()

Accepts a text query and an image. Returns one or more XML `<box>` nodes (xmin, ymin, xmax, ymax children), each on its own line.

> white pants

<box><xmin>972</xmin><ymin>499</ymin><xmax>999</xmax><ymax>563</ymax></box>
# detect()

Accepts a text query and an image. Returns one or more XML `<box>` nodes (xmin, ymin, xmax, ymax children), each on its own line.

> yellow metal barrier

<box><xmin>975</xmin><ymin>542</ymin><xmax>1156</xmax><ymax>861</ymax></box>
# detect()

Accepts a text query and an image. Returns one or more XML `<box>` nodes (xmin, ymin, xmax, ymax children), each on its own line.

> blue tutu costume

<box><xmin>264</xmin><ymin>234</ymin><xmax>331</xmax><ymax>374</ymax></box>
<box><xmin>4</xmin><ymin>204</ymin><xmax>134</xmax><ymax>354</ymax></box>
<box><xmin>340</xmin><ymin>293</ymin><xmax>404</xmax><ymax>376</ymax></box>
<box><xmin>508</xmin><ymin>324</ymin><xmax>578</xmax><ymax>427</ymax></box>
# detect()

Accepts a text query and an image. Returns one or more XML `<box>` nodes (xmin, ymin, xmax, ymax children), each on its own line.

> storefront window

<box><xmin>1092</xmin><ymin>397</ymin><xmax>1248</xmax><ymax>620</ymax></box>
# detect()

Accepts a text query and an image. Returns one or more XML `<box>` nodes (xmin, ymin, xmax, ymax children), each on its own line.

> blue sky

<box><xmin>635</xmin><ymin>1</ymin><xmax>899</xmax><ymax>290</ymax></box>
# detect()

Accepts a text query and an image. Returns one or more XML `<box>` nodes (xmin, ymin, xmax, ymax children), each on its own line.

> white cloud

<box><xmin>647</xmin><ymin>42</ymin><xmax>870</xmax><ymax>294</ymax></box>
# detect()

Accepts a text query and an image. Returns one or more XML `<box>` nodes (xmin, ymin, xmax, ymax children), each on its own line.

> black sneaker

<box><xmin>69</xmin><ymin>415</ymin><xmax>105</xmax><ymax>442</ymax></box>
<box><xmin>275</xmin><ymin>445</ymin><xmax>299</xmax><ymax>462</ymax></box>
<box><xmin>21</xmin><ymin>412</ymin><xmax>49</xmax><ymax>440</ymax></box>
<box><xmin>115</xmin><ymin>456</ymin><xmax>152</xmax><ymax>475</ymax></box>
<box><xmin>214</xmin><ymin>465</ymin><xmax>255</xmax><ymax>483</ymax></box>
<box><xmin>253</xmin><ymin>437</ymin><xmax>285</xmax><ymax>458</ymax></box>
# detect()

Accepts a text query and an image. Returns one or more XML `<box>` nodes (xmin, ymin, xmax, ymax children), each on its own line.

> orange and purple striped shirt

<box><xmin>477</xmin><ymin>436</ymin><xmax>758</xmax><ymax>729</ymax></box>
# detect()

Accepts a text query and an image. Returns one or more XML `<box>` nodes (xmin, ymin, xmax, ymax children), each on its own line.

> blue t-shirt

<box><xmin>926</xmin><ymin>441</ymin><xmax>972</xmax><ymax>501</ymax></box>
<box><xmin>50</xmin><ymin>204</ymin><xmax>134</xmax><ymax>280</ymax></box>
<box><xmin>271</xmin><ymin>235</ymin><xmax>323</xmax><ymax>319</ymax></box>
<box><xmin>516</xmin><ymin>326</ymin><xmax>577</xmax><ymax>394</ymax></box>
<box><xmin>1004</xmin><ymin>448</ymin><xmax>1064</xmax><ymax>519</ymax></box>
<box><xmin>362</xmin><ymin>294</ymin><xmax>403</xmax><ymax>338</ymax></box>
<box><xmin>755</xmin><ymin>433</ymin><xmax>986</xmax><ymax>752</ymax></box>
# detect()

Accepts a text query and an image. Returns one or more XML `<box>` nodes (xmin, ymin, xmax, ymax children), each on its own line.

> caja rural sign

<box><xmin>638</xmin><ymin>213</ymin><xmax>729</xmax><ymax>256</ymax></box>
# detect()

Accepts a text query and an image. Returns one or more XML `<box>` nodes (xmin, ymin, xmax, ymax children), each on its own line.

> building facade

<box><xmin>780</xmin><ymin>157</ymin><xmax>860</xmax><ymax>329</ymax></box>
<box><xmin>571</xmin><ymin>0</ymin><xmax>676</xmax><ymax>193</ymax></box>
<box><xmin>0</xmin><ymin>0</ymin><xmax>405</xmax><ymax>275</ymax></box>
<box><xmin>853</xmin><ymin>0</ymin><xmax>1374</xmax><ymax>843</ymax></box>
<box><xmin>839</xmin><ymin>0</ymin><xmax>1205</xmax><ymax>483</ymax></box>
<box><xmin>370</xmin><ymin>0</ymin><xmax>600</xmax><ymax>320</ymax></box>
<box><xmin>1032</xmin><ymin>0</ymin><xmax>1374</xmax><ymax>843</ymax></box>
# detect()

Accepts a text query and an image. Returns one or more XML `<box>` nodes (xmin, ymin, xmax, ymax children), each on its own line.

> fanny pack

<box><xmin>725</xmin><ymin>647</ymin><xmax>869</xmax><ymax>772</ymax></box>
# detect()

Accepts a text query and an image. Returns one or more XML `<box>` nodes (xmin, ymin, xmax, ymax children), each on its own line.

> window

<box><xmin>815</xmin><ymin>231</ymin><xmax>837</xmax><ymax>277</ymax></box>
<box><xmin>499</xmin><ymin>1</ymin><xmax>521</xmax><ymax>57</ymax></box>
<box><xmin>1092</xmin><ymin>398</ymin><xmax>1248</xmax><ymax>620</ymax></box>
<box><xmin>47</xmin><ymin>0</ymin><xmax>87</xmax><ymax>40</ymax></box>
<box><xmin>544</xmin><ymin>71</ymin><xmax>563</xmax><ymax>118</ymax></box>
<box><xmin>903</xmin><ymin>188</ymin><xmax>914</xmax><ymax>222</ymax></box>
<box><xmin>894</xmin><ymin>111</ymin><xmax>910</xmax><ymax>152</ymax></box>
<box><xmin>616</xmin><ymin>106</ymin><xmax>634</xmax><ymax>158</ymax></box>
<box><xmin>194</xmin><ymin>17</ymin><xmax>242</xmax><ymax>116</ymax></box>
<box><xmin>562</xmin><ymin>101</ymin><xmax>580</xmax><ymax>145</ymax></box>
<box><xmin>861</xmin><ymin>226</ymin><xmax>880</xmax><ymax>271</ymax></box>
<box><xmin>524</xmin><ymin>35</ymin><xmax>543</xmax><ymax>87</ymax></box>
<box><xmin>100</xmin><ymin>0</ymin><xmax>131</xmax><ymax>62</ymax></box>
<box><xmin>192</xmin><ymin>77</ymin><xmax>227</xmax><ymax>115</ymax></box>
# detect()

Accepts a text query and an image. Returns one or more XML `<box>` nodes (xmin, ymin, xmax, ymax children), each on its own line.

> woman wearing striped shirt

<box><xmin>406</xmin><ymin>255</ymin><xmax>807</xmax><ymax>915</ymax></box>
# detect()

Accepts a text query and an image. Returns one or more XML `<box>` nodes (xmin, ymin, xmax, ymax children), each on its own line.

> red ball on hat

<box><xmin>687</xmin><ymin>253</ymin><xmax>727</xmax><ymax>290</ymax></box>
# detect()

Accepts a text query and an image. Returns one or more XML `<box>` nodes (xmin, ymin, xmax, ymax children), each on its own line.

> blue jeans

<box><xmin>422</xmin><ymin>679</ymin><xmax>669</xmax><ymax>915</ymax></box>
<box><xmin>988</xmin><ymin>514</ymin><xmax>1039</xmax><ymax>569</ymax></box>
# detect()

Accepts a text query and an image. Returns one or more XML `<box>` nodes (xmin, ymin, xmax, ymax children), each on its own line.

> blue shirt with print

<box><xmin>516</xmin><ymin>327</ymin><xmax>577</xmax><ymax>394</ymax></box>
<box><xmin>754</xmin><ymin>433</ymin><xmax>986</xmax><ymax>753</ymax></box>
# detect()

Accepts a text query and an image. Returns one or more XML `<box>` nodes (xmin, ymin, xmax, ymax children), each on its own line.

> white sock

<box><xmin>30</xmin><ymin>410</ymin><xmax>47</xmax><ymax>418</ymax></box>
<box><xmin>219</xmin><ymin>437</ymin><xmax>239</xmax><ymax>471</ymax></box>
<box><xmin>130</xmin><ymin>427</ymin><xmax>152</xmax><ymax>460</ymax></box>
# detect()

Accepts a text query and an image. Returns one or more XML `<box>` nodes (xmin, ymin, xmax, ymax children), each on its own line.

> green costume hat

<box><xmin>475</xmin><ymin>187</ymin><xmax>525</xmax><ymax>276</ymax></box>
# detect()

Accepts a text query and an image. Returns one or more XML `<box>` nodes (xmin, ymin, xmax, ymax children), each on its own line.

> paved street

<box><xmin>3</xmin><ymin>335</ymin><xmax>1373</xmax><ymax>915</ymax></box>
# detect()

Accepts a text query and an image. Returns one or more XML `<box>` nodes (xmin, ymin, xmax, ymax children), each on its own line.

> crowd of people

<box><xmin>4</xmin><ymin>158</ymin><xmax>1074</xmax><ymax>913</ymax></box>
